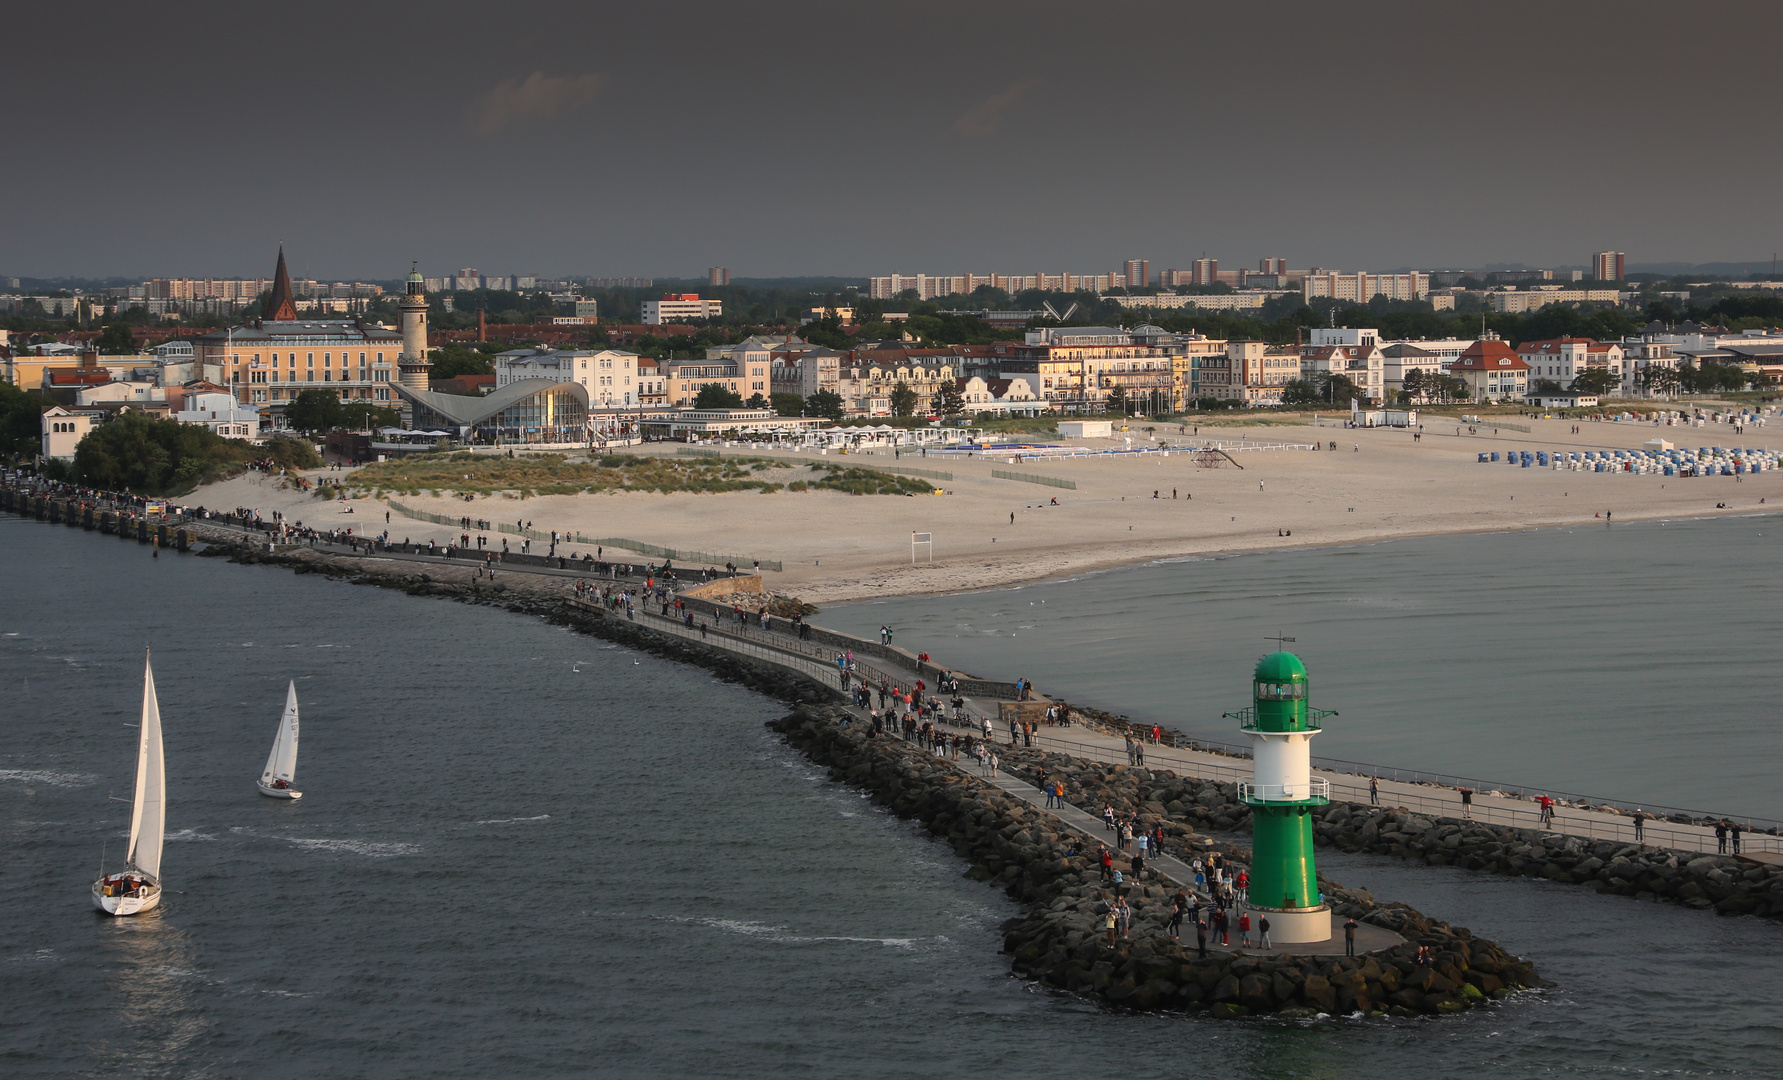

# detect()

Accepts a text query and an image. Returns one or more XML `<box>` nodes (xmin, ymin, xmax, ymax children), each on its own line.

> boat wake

<box><xmin>651</xmin><ymin>914</ymin><xmax>926</xmax><ymax>948</ymax></box>
<box><xmin>0</xmin><ymin>769</ymin><xmax>95</xmax><ymax>788</ymax></box>
<box><xmin>474</xmin><ymin>814</ymin><xmax>552</xmax><ymax>825</ymax></box>
<box><xmin>286</xmin><ymin>838</ymin><xmax>421</xmax><ymax>858</ymax></box>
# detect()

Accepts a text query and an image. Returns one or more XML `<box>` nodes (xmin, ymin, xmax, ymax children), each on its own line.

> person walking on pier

<box><xmin>1538</xmin><ymin>794</ymin><xmax>1555</xmax><ymax>827</ymax></box>
<box><xmin>1459</xmin><ymin>787</ymin><xmax>1474</xmax><ymax>820</ymax></box>
<box><xmin>1258</xmin><ymin>914</ymin><xmax>1271</xmax><ymax>950</ymax></box>
<box><xmin>1103</xmin><ymin>805</ymin><xmax>1116</xmax><ymax>832</ymax></box>
<box><xmin>1237</xmin><ymin>911</ymin><xmax>1251</xmax><ymax>949</ymax></box>
<box><xmin>1732</xmin><ymin>822</ymin><xmax>1743</xmax><ymax>854</ymax></box>
<box><xmin>1369</xmin><ymin>775</ymin><xmax>1379</xmax><ymax>806</ymax></box>
<box><xmin>1714</xmin><ymin>820</ymin><xmax>1727</xmax><ymax>853</ymax></box>
<box><xmin>1195</xmin><ymin>918</ymin><xmax>1208</xmax><ymax>958</ymax></box>
<box><xmin>1344</xmin><ymin>918</ymin><xmax>1358</xmax><ymax>958</ymax></box>
<box><xmin>1632</xmin><ymin>810</ymin><xmax>1645</xmax><ymax>843</ymax></box>
<box><xmin>1167</xmin><ymin>898</ymin><xmax>1185</xmax><ymax>941</ymax></box>
<box><xmin>1099</xmin><ymin>845</ymin><xmax>1114</xmax><ymax>882</ymax></box>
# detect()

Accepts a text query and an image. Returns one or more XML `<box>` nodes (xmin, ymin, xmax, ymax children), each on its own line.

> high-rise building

<box><xmin>708</xmin><ymin>267</ymin><xmax>730</xmax><ymax>286</ymax></box>
<box><xmin>1192</xmin><ymin>258</ymin><xmax>1218</xmax><ymax>285</ymax></box>
<box><xmin>1593</xmin><ymin>251</ymin><xmax>1626</xmax><ymax>281</ymax></box>
<box><xmin>1259</xmin><ymin>257</ymin><xmax>1286</xmax><ymax>275</ymax></box>
<box><xmin>1124</xmin><ymin>259</ymin><xmax>1150</xmax><ymax>289</ymax></box>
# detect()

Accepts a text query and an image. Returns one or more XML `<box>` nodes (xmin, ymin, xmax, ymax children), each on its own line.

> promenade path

<box><xmin>193</xmin><ymin>516</ymin><xmax>1778</xmax><ymax>859</ymax></box>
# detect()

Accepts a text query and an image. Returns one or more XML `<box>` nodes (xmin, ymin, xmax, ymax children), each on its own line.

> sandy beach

<box><xmin>190</xmin><ymin>415</ymin><xmax>1780</xmax><ymax>604</ymax></box>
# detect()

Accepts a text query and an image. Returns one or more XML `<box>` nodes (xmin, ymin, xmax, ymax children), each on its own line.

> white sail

<box><xmin>126</xmin><ymin>655</ymin><xmax>166</xmax><ymax>881</ymax></box>
<box><xmin>260</xmin><ymin>681</ymin><xmax>300</xmax><ymax>785</ymax></box>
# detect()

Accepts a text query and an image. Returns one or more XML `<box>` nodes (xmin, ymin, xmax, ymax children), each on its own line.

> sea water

<box><xmin>3</xmin><ymin>515</ymin><xmax>1780</xmax><ymax>1079</ymax></box>
<box><xmin>829</xmin><ymin>514</ymin><xmax>1783</xmax><ymax>820</ymax></box>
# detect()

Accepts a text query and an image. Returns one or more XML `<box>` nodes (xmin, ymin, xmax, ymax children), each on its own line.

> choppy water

<box><xmin>4</xmin><ymin>516</ymin><xmax>1782</xmax><ymax>1079</ymax></box>
<box><xmin>829</xmin><ymin>514</ymin><xmax>1783</xmax><ymax>820</ymax></box>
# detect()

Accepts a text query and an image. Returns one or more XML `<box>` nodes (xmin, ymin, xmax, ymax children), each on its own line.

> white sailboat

<box><xmin>93</xmin><ymin>652</ymin><xmax>165</xmax><ymax>916</ymax></box>
<box><xmin>256</xmin><ymin>681</ymin><xmax>302</xmax><ymax>799</ymax></box>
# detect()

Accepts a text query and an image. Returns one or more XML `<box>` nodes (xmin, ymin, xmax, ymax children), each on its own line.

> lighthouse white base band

<box><xmin>1253</xmin><ymin>731</ymin><xmax>1315</xmax><ymax>794</ymax></box>
<box><xmin>1249</xmin><ymin>904</ymin><xmax>1331</xmax><ymax>944</ymax></box>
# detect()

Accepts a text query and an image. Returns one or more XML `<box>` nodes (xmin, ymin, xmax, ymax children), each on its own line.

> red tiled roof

<box><xmin>1452</xmin><ymin>340</ymin><xmax>1529</xmax><ymax>371</ymax></box>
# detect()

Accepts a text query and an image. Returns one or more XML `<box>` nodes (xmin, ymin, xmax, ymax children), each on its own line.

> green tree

<box><xmin>931</xmin><ymin>379</ymin><xmax>966</xmax><ymax>416</ymax></box>
<box><xmin>888</xmin><ymin>382</ymin><xmax>919</xmax><ymax>417</ymax></box>
<box><xmin>770</xmin><ymin>392</ymin><xmax>805</xmax><ymax>417</ymax></box>
<box><xmin>285</xmin><ymin>388</ymin><xmax>345</xmax><ymax>432</ymax></box>
<box><xmin>69</xmin><ymin>411</ymin><xmax>270</xmax><ymax>495</ymax></box>
<box><xmin>805</xmin><ymin>389</ymin><xmax>845</xmax><ymax>421</ymax></box>
<box><xmin>1570</xmin><ymin>367</ymin><xmax>1621</xmax><ymax>395</ymax></box>
<box><xmin>1280</xmin><ymin>378</ymin><xmax>1321</xmax><ymax>405</ymax></box>
<box><xmin>694</xmin><ymin>383</ymin><xmax>744</xmax><ymax>409</ymax></box>
<box><xmin>1401</xmin><ymin>368</ymin><xmax>1426</xmax><ymax>401</ymax></box>
<box><xmin>745</xmin><ymin>392</ymin><xmax>768</xmax><ymax>410</ymax></box>
<box><xmin>95</xmin><ymin>322</ymin><xmax>137</xmax><ymax>354</ymax></box>
<box><xmin>428</xmin><ymin>344</ymin><xmax>496</xmax><ymax>380</ymax></box>
<box><xmin>801</xmin><ymin>310</ymin><xmax>852</xmax><ymax>349</ymax></box>
<box><xmin>1531</xmin><ymin>378</ymin><xmax>1564</xmax><ymax>394</ymax></box>
<box><xmin>1642</xmin><ymin>365</ymin><xmax>1680</xmax><ymax>396</ymax></box>
<box><xmin>339</xmin><ymin>402</ymin><xmax>401</xmax><ymax>430</ymax></box>
<box><xmin>0</xmin><ymin>382</ymin><xmax>51</xmax><ymax>457</ymax></box>
<box><xmin>1105</xmin><ymin>385</ymin><xmax>1128</xmax><ymax>414</ymax></box>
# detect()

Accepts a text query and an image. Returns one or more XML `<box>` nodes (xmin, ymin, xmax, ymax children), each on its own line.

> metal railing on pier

<box><xmin>1026</xmin><ymin>731</ymin><xmax>1778</xmax><ymax>857</ymax></box>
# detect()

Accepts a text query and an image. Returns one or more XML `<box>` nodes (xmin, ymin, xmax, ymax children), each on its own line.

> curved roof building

<box><xmin>394</xmin><ymin>380</ymin><xmax>588</xmax><ymax>443</ymax></box>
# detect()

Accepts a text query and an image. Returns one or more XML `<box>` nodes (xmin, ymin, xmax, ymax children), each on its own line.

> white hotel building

<box><xmin>641</xmin><ymin>294</ymin><xmax>723</xmax><ymax>324</ymax></box>
<box><xmin>494</xmin><ymin>347</ymin><xmax>641</xmax><ymax>407</ymax></box>
<box><xmin>1302</xmin><ymin>271</ymin><xmax>1431</xmax><ymax>303</ymax></box>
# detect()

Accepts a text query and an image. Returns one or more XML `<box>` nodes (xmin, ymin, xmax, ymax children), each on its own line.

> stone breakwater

<box><xmin>994</xmin><ymin>748</ymin><xmax>1783</xmax><ymax>920</ymax></box>
<box><xmin>130</xmin><ymin>522</ymin><xmax>1546</xmax><ymax>1016</ymax></box>
<box><xmin>193</xmin><ymin>533</ymin><xmax>844</xmax><ymax>707</ymax></box>
<box><xmin>771</xmin><ymin>705</ymin><xmax>1542</xmax><ymax>1018</ymax></box>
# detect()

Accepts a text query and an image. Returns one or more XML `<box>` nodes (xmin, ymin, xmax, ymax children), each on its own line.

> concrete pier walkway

<box><xmin>186</xmin><ymin>510</ymin><xmax>1779</xmax><ymax>860</ymax></box>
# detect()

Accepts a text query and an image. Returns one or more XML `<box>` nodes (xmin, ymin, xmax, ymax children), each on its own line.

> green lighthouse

<box><xmin>1230</xmin><ymin>650</ymin><xmax>1336</xmax><ymax>943</ymax></box>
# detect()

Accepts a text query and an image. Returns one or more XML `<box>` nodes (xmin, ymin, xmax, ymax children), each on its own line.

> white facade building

<box><xmin>1487</xmin><ymin>288</ymin><xmax>1622</xmax><ymax>313</ymax></box>
<box><xmin>40</xmin><ymin>406</ymin><xmax>101</xmax><ymax>459</ymax></box>
<box><xmin>173</xmin><ymin>391</ymin><xmax>260</xmax><ymax>439</ymax></box>
<box><xmin>641</xmin><ymin>294</ymin><xmax>722</xmax><ymax>324</ymax></box>
<box><xmin>1516</xmin><ymin>338</ymin><xmax>1625</xmax><ymax>387</ymax></box>
<box><xmin>1302</xmin><ymin>271</ymin><xmax>1430</xmax><ymax>303</ymax></box>
<box><xmin>494</xmin><ymin>347</ymin><xmax>640</xmax><ymax>407</ymax></box>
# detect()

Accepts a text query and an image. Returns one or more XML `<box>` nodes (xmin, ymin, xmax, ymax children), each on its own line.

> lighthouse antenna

<box><xmin>1265</xmin><ymin>633</ymin><xmax>1296</xmax><ymax>647</ymax></box>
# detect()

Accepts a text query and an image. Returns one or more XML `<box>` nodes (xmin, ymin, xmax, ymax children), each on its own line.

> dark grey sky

<box><xmin>7</xmin><ymin>0</ymin><xmax>1781</xmax><ymax>280</ymax></box>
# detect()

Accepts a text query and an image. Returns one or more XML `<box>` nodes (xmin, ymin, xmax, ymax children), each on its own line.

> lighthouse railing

<box><xmin>1225</xmin><ymin>706</ymin><xmax>1323</xmax><ymax>732</ymax></box>
<box><xmin>1238</xmin><ymin>779</ymin><xmax>1330</xmax><ymax>804</ymax></box>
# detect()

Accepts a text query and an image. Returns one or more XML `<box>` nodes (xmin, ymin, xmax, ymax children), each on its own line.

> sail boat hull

<box><xmin>256</xmin><ymin>779</ymin><xmax>302</xmax><ymax>799</ymax></box>
<box><xmin>91</xmin><ymin>877</ymin><xmax>161</xmax><ymax>916</ymax></box>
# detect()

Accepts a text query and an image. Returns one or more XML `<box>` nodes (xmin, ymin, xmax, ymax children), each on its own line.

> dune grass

<box><xmin>347</xmin><ymin>451</ymin><xmax>931</xmax><ymax>498</ymax></box>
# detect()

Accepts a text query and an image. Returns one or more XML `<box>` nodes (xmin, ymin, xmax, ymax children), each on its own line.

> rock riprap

<box><xmin>993</xmin><ymin>748</ymin><xmax>1783</xmax><ymax>920</ymax></box>
<box><xmin>771</xmin><ymin>706</ymin><xmax>1542</xmax><ymax>1017</ymax></box>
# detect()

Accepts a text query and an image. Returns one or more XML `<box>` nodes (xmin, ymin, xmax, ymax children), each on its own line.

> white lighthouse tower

<box><xmin>396</xmin><ymin>264</ymin><xmax>430</xmax><ymax>393</ymax></box>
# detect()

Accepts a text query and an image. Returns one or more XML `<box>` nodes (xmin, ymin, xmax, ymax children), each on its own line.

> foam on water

<box><xmin>6</xmin><ymin>514</ymin><xmax>1783</xmax><ymax>1078</ymax></box>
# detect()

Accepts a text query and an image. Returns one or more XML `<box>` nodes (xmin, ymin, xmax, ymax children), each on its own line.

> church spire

<box><xmin>265</xmin><ymin>245</ymin><xmax>298</xmax><ymax>321</ymax></box>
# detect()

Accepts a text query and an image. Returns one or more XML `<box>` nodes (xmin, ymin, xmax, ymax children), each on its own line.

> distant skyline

<box><xmin>3</xmin><ymin>1</ymin><xmax>1780</xmax><ymax>280</ymax></box>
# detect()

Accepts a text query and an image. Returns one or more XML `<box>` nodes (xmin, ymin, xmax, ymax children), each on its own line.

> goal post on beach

<box><xmin>912</xmin><ymin>531</ymin><xmax>933</xmax><ymax>565</ymax></box>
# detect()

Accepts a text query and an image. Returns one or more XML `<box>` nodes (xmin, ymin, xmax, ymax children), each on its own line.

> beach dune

<box><xmin>191</xmin><ymin>417</ymin><xmax>1779</xmax><ymax>603</ymax></box>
